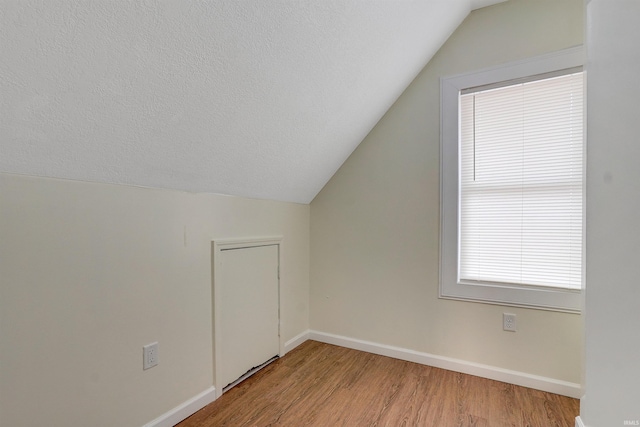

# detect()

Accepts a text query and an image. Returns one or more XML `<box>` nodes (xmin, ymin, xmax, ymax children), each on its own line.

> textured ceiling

<box><xmin>0</xmin><ymin>0</ymin><xmax>505</xmax><ymax>204</ymax></box>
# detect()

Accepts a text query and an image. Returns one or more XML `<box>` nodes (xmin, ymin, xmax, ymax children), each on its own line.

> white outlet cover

<box><xmin>143</xmin><ymin>342</ymin><xmax>159</xmax><ymax>370</ymax></box>
<box><xmin>503</xmin><ymin>313</ymin><xmax>517</xmax><ymax>332</ymax></box>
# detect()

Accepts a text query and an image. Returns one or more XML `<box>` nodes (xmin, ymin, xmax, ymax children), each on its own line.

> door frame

<box><xmin>211</xmin><ymin>236</ymin><xmax>283</xmax><ymax>398</ymax></box>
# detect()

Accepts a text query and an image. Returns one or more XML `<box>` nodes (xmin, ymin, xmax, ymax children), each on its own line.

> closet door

<box><xmin>218</xmin><ymin>244</ymin><xmax>279</xmax><ymax>390</ymax></box>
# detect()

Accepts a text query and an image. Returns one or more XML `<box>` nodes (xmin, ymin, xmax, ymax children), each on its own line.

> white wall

<box><xmin>0</xmin><ymin>173</ymin><xmax>310</xmax><ymax>427</ymax></box>
<box><xmin>311</xmin><ymin>0</ymin><xmax>584</xmax><ymax>384</ymax></box>
<box><xmin>581</xmin><ymin>0</ymin><xmax>640</xmax><ymax>425</ymax></box>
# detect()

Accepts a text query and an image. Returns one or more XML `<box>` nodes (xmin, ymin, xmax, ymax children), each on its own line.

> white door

<box><xmin>218</xmin><ymin>244</ymin><xmax>279</xmax><ymax>390</ymax></box>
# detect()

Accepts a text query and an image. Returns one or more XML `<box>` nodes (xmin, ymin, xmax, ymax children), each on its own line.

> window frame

<box><xmin>439</xmin><ymin>46</ymin><xmax>585</xmax><ymax>313</ymax></box>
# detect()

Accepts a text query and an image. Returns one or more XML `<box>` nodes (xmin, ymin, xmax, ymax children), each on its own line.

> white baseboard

<box><xmin>142</xmin><ymin>330</ymin><xmax>580</xmax><ymax>426</ymax></box>
<box><xmin>142</xmin><ymin>329</ymin><xmax>309</xmax><ymax>427</ymax></box>
<box><xmin>143</xmin><ymin>386</ymin><xmax>217</xmax><ymax>427</ymax></box>
<box><xmin>308</xmin><ymin>330</ymin><xmax>582</xmax><ymax>399</ymax></box>
<box><xmin>143</xmin><ymin>329</ymin><xmax>309</xmax><ymax>427</ymax></box>
<box><xmin>284</xmin><ymin>329</ymin><xmax>311</xmax><ymax>354</ymax></box>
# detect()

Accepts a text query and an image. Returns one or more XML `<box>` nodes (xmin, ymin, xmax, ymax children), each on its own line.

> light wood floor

<box><xmin>177</xmin><ymin>340</ymin><xmax>579</xmax><ymax>427</ymax></box>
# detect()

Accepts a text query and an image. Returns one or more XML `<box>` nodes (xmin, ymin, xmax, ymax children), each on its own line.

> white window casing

<box><xmin>439</xmin><ymin>46</ymin><xmax>585</xmax><ymax>313</ymax></box>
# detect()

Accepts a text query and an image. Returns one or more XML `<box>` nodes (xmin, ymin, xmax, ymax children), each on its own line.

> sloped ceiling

<box><xmin>0</xmin><ymin>0</ymin><xmax>505</xmax><ymax>204</ymax></box>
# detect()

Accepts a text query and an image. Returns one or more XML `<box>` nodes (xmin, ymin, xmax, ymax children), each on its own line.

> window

<box><xmin>440</xmin><ymin>47</ymin><xmax>584</xmax><ymax>312</ymax></box>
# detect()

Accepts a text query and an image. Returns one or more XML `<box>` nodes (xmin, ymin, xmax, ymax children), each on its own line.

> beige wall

<box><xmin>310</xmin><ymin>0</ymin><xmax>584</xmax><ymax>383</ymax></box>
<box><xmin>0</xmin><ymin>173</ymin><xmax>310</xmax><ymax>427</ymax></box>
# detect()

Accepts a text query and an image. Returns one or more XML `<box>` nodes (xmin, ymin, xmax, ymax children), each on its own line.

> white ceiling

<box><xmin>0</xmin><ymin>0</ymin><xmax>505</xmax><ymax>204</ymax></box>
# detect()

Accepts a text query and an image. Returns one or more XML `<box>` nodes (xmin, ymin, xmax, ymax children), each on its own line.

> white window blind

<box><xmin>459</xmin><ymin>71</ymin><xmax>583</xmax><ymax>290</ymax></box>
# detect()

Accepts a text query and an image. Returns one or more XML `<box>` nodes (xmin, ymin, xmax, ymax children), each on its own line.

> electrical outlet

<box><xmin>503</xmin><ymin>313</ymin><xmax>517</xmax><ymax>332</ymax></box>
<box><xmin>143</xmin><ymin>342</ymin><xmax>159</xmax><ymax>370</ymax></box>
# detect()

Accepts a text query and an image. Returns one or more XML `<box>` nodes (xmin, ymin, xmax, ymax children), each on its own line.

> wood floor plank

<box><xmin>177</xmin><ymin>341</ymin><xmax>579</xmax><ymax>427</ymax></box>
